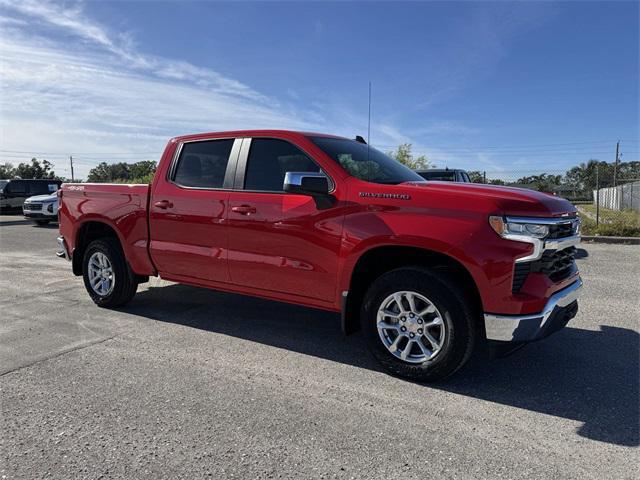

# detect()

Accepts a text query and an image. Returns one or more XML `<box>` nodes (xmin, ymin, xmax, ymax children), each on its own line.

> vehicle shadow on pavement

<box><xmin>0</xmin><ymin>219</ymin><xmax>33</xmax><ymax>226</ymax></box>
<box><xmin>127</xmin><ymin>284</ymin><xmax>638</xmax><ymax>448</ymax></box>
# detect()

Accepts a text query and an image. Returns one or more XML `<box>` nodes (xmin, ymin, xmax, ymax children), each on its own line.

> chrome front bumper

<box><xmin>56</xmin><ymin>235</ymin><xmax>70</xmax><ymax>260</ymax></box>
<box><xmin>484</xmin><ymin>278</ymin><xmax>583</xmax><ymax>342</ymax></box>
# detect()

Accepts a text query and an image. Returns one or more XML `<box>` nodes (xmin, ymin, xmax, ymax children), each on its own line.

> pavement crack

<box><xmin>0</xmin><ymin>335</ymin><xmax>118</xmax><ymax>377</ymax></box>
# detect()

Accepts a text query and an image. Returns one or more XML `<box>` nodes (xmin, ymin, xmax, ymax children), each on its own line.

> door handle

<box><xmin>154</xmin><ymin>200</ymin><xmax>173</xmax><ymax>209</ymax></box>
<box><xmin>231</xmin><ymin>205</ymin><xmax>257</xmax><ymax>215</ymax></box>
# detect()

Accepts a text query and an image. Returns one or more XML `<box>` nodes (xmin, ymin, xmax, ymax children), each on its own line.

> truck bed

<box><xmin>58</xmin><ymin>183</ymin><xmax>155</xmax><ymax>276</ymax></box>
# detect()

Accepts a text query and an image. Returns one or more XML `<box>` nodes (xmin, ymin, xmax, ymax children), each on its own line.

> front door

<box><xmin>226</xmin><ymin>137</ymin><xmax>343</xmax><ymax>302</ymax></box>
<box><xmin>149</xmin><ymin>137</ymin><xmax>240</xmax><ymax>282</ymax></box>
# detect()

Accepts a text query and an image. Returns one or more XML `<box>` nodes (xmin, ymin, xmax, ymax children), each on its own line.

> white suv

<box><xmin>23</xmin><ymin>192</ymin><xmax>59</xmax><ymax>225</ymax></box>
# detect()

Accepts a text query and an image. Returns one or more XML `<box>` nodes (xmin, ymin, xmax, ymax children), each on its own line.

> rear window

<box><xmin>417</xmin><ymin>171</ymin><xmax>456</xmax><ymax>181</ymax></box>
<box><xmin>173</xmin><ymin>139</ymin><xmax>234</xmax><ymax>188</ymax></box>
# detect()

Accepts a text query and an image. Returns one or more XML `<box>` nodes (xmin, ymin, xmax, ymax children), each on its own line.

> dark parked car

<box><xmin>415</xmin><ymin>168</ymin><xmax>471</xmax><ymax>183</ymax></box>
<box><xmin>0</xmin><ymin>179</ymin><xmax>62</xmax><ymax>212</ymax></box>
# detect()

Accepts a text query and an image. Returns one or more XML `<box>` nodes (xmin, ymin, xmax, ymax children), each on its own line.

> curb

<box><xmin>581</xmin><ymin>235</ymin><xmax>640</xmax><ymax>245</ymax></box>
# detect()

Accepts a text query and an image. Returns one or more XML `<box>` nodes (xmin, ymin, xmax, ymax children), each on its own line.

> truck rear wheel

<box><xmin>361</xmin><ymin>267</ymin><xmax>476</xmax><ymax>382</ymax></box>
<box><xmin>82</xmin><ymin>238</ymin><xmax>138</xmax><ymax>307</ymax></box>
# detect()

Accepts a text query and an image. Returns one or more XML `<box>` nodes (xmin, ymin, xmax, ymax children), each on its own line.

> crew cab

<box><xmin>57</xmin><ymin>130</ymin><xmax>582</xmax><ymax>381</ymax></box>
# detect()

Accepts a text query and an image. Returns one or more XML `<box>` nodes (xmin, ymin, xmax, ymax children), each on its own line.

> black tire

<box><xmin>361</xmin><ymin>267</ymin><xmax>476</xmax><ymax>382</ymax></box>
<box><xmin>35</xmin><ymin>220</ymin><xmax>50</xmax><ymax>225</ymax></box>
<box><xmin>82</xmin><ymin>238</ymin><xmax>138</xmax><ymax>307</ymax></box>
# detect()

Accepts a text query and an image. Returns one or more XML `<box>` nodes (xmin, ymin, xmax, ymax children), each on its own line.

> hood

<box><xmin>402</xmin><ymin>181</ymin><xmax>576</xmax><ymax>217</ymax></box>
<box><xmin>25</xmin><ymin>193</ymin><xmax>58</xmax><ymax>202</ymax></box>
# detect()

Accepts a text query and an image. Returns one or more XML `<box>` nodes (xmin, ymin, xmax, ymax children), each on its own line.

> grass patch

<box><xmin>577</xmin><ymin>204</ymin><xmax>640</xmax><ymax>237</ymax></box>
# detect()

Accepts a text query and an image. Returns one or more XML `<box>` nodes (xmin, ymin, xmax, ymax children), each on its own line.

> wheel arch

<box><xmin>72</xmin><ymin>220</ymin><xmax>122</xmax><ymax>276</ymax></box>
<box><xmin>341</xmin><ymin>245</ymin><xmax>483</xmax><ymax>335</ymax></box>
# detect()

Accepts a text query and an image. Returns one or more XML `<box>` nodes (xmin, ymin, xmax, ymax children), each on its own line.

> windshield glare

<box><xmin>309</xmin><ymin>136</ymin><xmax>424</xmax><ymax>185</ymax></box>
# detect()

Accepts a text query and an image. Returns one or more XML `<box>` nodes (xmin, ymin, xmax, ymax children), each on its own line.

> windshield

<box><xmin>309</xmin><ymin>137</ymin><xmax>424</xmax><ymax>185</ymax></box>
<box><xmin>417</xmin><ymin>171</ymin><xmax>456</xmax><ymax>181</ymax></box>
<box><xmin>0</xmin><ymin>180</ymin><xmax>8</xmax><ymax>192</ymax></box>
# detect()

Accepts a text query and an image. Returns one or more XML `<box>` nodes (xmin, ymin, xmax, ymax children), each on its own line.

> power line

<box><xmin>372</xmin><ymin>140</ymin><xmax>628</xmax><ymax>150</ymax></box>
<box><xmin>373</xmin><ymin>145</ymin><xmax>638</xmax><ymax>154</ymax></box>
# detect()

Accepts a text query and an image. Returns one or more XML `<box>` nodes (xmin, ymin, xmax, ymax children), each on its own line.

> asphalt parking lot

<box><xmin>1</xmin><ymin>214</ymin><xmax>638</xmax><ymax>479</ymax></box>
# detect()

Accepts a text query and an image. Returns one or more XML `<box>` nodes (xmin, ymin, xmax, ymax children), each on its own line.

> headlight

<box><xmin>46</xmin><ymin>203</ymin><xmax>54</xmax><ymax>213</ymax></box>
<box><xmin>489</xmin><ymin>216</ymin><xmax>549</xmax><ymax>239</ymax></box>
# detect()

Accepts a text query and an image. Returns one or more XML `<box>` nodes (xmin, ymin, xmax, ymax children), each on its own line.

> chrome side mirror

<box><xmin>283</xmin><ymin>172</ymin><xmax>330</xmax><ymax>196</ymax></box>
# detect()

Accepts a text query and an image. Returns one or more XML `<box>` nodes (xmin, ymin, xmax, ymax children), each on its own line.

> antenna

<box><xmin>367</xmin><ymin>81</ymin><xmax>371</xmax><ymax>163</ymax></box>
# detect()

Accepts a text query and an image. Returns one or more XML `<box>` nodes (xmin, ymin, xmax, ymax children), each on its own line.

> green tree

<box><xmin>129</xmin><ymin>161</ymin><xmax>157</xmax><ymax>181</ymax></box>
<box><xmin>13</xmin><ymin>158</ymin><xmax>57</xmax><ymax>179</ymax></box>
<box><xmin>87</xmin><ymin>161</ymin><xmax>156</xmax><ymax>183</ymax></box>
<box><xmin>564</xmin><ymin>159</ymin><xmax>614</xmax><ymax>193</ymax></box>
<box><xmin>0</xmin><ymin>163</ymin><xmax>15</xmax><ymax>178</ymax></box>
<box><xmin>516</xmin><ymin>173</ymin><xmax>563</xmax><ymax>192</ymax></box>
<box><xmin>387</xmin><ymin>144</ymin><xmax>431</xmax><ymax>170</ymax></box>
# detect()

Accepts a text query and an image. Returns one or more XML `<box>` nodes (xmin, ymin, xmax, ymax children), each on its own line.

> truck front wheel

<box><xmin>82</xmin><ymin>238</ymin><xmax>138</xmax><ymax>307</ymax></box>
<box><xmin>361</xmin><ymin>267</ymin><xmax>476</xmax><ymax>382</ymax></box>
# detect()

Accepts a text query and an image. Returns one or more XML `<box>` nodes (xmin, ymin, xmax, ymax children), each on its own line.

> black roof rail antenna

<box><xmin>355</xmin><ymin>135</ymin><xmax>367</xmax><ymax>144</ymax></box>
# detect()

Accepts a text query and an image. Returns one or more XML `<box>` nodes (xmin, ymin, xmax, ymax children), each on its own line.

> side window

<box><xmin>244</xmin><ymin>138</ymin><xmax>320</xmax><ymax>192</ymax></box>
<box><xmin>28</xmin><ymin>182</ymin><xmax>47</xmax><ymax>195</ymax></box>
<box><xmin>173</xmin><ymin>139</ymin><xmax>234</xmax><ymax>188</ymax></box>
<box><xmin>9</xmin><ymin>181</ymin><xmax>26</xmax><ymax>194</ymax></box>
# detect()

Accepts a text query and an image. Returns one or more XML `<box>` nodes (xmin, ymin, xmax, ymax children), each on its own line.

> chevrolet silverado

<box><xmin>57</xmin><ymin>130</ymin><xmax>582</xmax><ymax>381</ymax></box>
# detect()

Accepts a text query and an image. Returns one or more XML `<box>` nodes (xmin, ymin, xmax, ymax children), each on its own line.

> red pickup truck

<box><xmin>57</xmin><ymin>130</ymin><xmax>582</xmax><ymax>381</ymax></box>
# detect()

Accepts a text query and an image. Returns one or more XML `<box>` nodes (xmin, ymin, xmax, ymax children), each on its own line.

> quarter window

<box><xmin>244</xmin><ymin>138</ymin><xmax>321</xmax><ymax>192</ymax></box>
<box><xmin>173</xmin><ymin>139</ymin><xmax>234</xmax><ymax>188</ymax></box>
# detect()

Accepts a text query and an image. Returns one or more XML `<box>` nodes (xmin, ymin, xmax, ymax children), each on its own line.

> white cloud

<box><xmin>0</xmin><ymin>0</ymin><xmax>320</xmax><ymax>178</ymax></box>
<box><xmin>0</xmin><ymin>0</ymin><xmax>485</xmax><ymax>179</ymax></box>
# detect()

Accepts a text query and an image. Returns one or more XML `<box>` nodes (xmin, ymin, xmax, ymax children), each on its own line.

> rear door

<box><xmin>149</xmin><ymin>137</ymin><xmax>241</xmax><ymax>282</ymax></box>
<box><xmin>225</xmin><ymin>137</ymin><xmax>343</xmax><ymax>302</ymax></box>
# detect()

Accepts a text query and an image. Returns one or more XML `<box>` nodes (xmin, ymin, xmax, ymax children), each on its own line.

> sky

<box><xmin>0</xmin><ymin>0</ymin><xmax>638</xmax><ymax>180</ymax></box>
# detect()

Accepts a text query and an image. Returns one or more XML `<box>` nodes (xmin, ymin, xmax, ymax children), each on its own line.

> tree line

<box><xmin>0</xmin><ymin>159</ymin><xmax>157</xmax><ymax>184</ymax></box>
<box><xmin>0</xmin><ymin>159</ymin><xmax>62</xmax><ymax>180</ymax></box>
<box><xmin>388</xmin><ymin>144</ymin><xmax>639</xmax><ymax>199</ymax></box>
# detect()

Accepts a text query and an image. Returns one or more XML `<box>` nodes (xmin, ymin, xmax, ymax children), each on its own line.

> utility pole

<box><xmin>70</xmin><ymin>155</ymin><xmax>75</xmax><ymax>182</ymax></box>
<box><xmin>595</xmin><ymin>165</ymin><xmax>600</xmax><ymax>227</ymax></box>
<box><xmin>613</xmin><ymin>141</ymin><xmax>620</xmax><ymax>187</ymax></box>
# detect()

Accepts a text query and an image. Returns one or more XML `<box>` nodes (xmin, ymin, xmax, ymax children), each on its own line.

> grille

<box><xmin>512</xmin><ymin>247</ymin><xmax>577</xmax><ymax>292</ymax></box>
<box><xmin>24</xmin><ymin>203</ymin><xmax>42</xmax><ymax>211</ymax></box>
<box><xmin>534</xmin><ymin>247</ymin><xmax>577</xmax><ymax>282</ymax></box>
<box><xmin>547</xmin><ymin>220</ymin><xmax>577</xmax><ymax>239</ymax></box>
